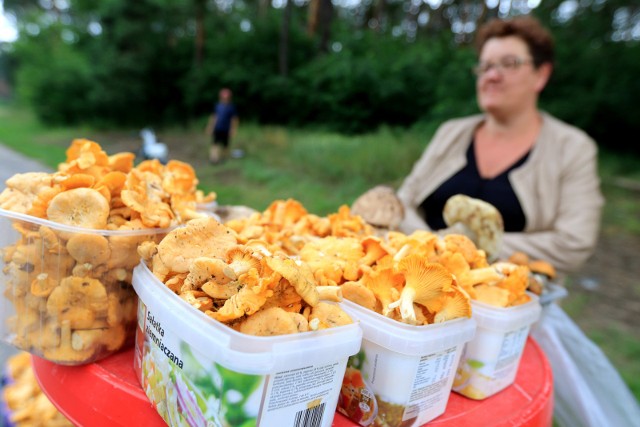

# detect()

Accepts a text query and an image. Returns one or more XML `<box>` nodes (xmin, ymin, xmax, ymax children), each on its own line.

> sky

<box><xmin>0</xmin><ymin>1</ymin><xmax>18</xmax><ymax>43</ymax></box>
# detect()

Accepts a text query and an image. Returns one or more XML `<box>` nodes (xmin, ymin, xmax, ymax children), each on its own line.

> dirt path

<box><xmin>566</xmin><ymin>231</ymin><xmax>640</xmax><ymax>339</ymax></box>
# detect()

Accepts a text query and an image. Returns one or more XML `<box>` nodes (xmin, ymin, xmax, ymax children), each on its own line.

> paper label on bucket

<box><xmin>134</xmin><ymin>299</ymin><xmax>344</xmax><ymax>427</ymax></box>
<box><xmin>404</xmin><ymin>347</ymin><xmax>459</xmax><ymax>424</ymax></box>
<box><xmin>261</xmin><ymin>360</ymin><xmax>347</xmax><ymax>427</ymax></box>
<box><xmin>339</xmin><ymin>342</ymin><xmax>462</xmax><ymax>427</ymax></box>
<box><xmin>495</xmin><ymin>325</ymin><xmax>529</xmax><ymax>373</ymax></box>
<box><xmin>454</xmin><ymin>325</ymin><xmax>530</xmax><ymax>399</ymax></box>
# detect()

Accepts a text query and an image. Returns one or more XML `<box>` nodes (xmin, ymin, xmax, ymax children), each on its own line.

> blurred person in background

<box><xmin>205</xmin><ymin>88</ymin><xmax>239</xmax><ymax>164</ymax></box>
<box><xmin>396</xmin><ymin>15</ymin><xmax>603</xmax><ymax>278</ymax></box>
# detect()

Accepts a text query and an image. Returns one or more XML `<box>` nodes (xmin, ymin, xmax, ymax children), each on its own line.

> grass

<box><xmin>1</xmin><ymin>102</ymin><xmax>640</xmax><ymax>404</ymax></box>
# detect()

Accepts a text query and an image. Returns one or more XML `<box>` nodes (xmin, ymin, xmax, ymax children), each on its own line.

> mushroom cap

<box><xmin>47</xmin><ymin>187</ymin><xmax>110</xmax><ymax>229</ymax></box>
<box><xmin>473</xmin><ymin>284</ymin><xmax>510</xmax><ymax>307</ymax></box>
<box><xmin>226</xmin><ymin>245</ymin><xmax>262</xmax><ymax>276</ymax></box>
<box><xmin>351</xmin><ymin>185</ymin><xmax>404</xmax><ymax>230</ymax></box>
<box><xmin>508</xmin><ymin>251</ymin><xmax>531</xmax><ymax>266</ymax></box>
<box><xmin>397</xmin><ymin>255</ymin><xmax>452</xmax><ymax>312</ymax></box>
<box><xmin>528</xmin><ymin>259</ymin><xmax>557</xmax><ymax>280</ymax></box>
<box><xmin>237</xmin><ymin>307</ymin><xmax>300</xmax><ymax>336</ymax></box>
<box><xmin>156</xmin><ymin>217</ymin><xmax>237</xmax><ymax>273</ymax></box>
<box><xmin>341</xmin><ymin>281</ymin><xmax>377</xmax><ymax>311</ymax></box>
<box><xmin>360</xmin><ymin>236</ymin><xmax>390</xmax><ymax>266</ymax></box>
<box><xmin>442</xmin><ymin>194</ymin><xmax>504</xmax><ymax>260</ymax></box>
<box><xmin>362</xmin><ymin>267</ymin><xmax>405</xmax><ymax>316</ymax></box>
<box><xmin>265</xmin><ymin>256</ymin><xmax>320</xmax><ymax>307</ymax></box>
<box><xmin>434</xmin><ymin>287</ymin><xmax>472</xmax><ymax>323</ymax></box>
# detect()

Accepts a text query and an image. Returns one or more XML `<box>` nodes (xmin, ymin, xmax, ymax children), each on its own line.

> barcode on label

<box><xmin>293</xmin><ymin>402</ymin><xmax>326</xmax><ymax>427</ymax></box>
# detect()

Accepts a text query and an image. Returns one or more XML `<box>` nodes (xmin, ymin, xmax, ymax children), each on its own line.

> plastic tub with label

<box><xmin>336</xmin><ymin>300</ymin><xmax>476</xmax><ymax>427</ymax></box>
<box><xmin>132</xmin><ymin>262</ymin><xmax>363</xmax><ymax>427</ymax></box>
<box><xmin>453</xmin><ymin>293</ymin><xmax>542</xmax><ymax>400</ymax></box>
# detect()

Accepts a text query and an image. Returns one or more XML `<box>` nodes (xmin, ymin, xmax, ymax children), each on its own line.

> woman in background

<box><xmin>397</xmin><ymin>15</ymin><xmax>603</xmax><ymax>276</ymax></box>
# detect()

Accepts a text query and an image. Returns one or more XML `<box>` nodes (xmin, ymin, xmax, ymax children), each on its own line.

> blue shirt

<box><xmin>213</xmin><ymin>102</ymin><xmax>237</xmax><ymax>133</ymax></box>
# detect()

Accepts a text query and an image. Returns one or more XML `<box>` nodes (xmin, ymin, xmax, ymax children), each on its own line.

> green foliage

<box><xmin>201</xmin><ymin>122</ymin><xmax>426</xmax><ymax>214</ymax></box>
<box><xmin>537</xmin><ymin>2</ymin><xmax>640</xmax><ymax>153</ymax></box>
<box><xmin>13</xmin><ymin>25</ymin><xmax>94</xmax><ymax>124</ymax></box>
<box><xmin>4</xmin><ymin>0</ymin><xmax>640</xmax><ymax>152</ymax></box>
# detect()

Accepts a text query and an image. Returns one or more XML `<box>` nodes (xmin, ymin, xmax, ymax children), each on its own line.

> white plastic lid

<box><xmin>0</xmin><ymin>208</ymin><xmax>174</xmax><ymax>236</ymax></box>
<box><xmin>339</xmin><ymin>300</ymin><xmax>476</xmax><ymax>356</ymax></box>
<box><xmin>132</xmin><ymin>263</ymin><xmax>363</xmax><ymax>375</ymax></box>
<box><xmin>471</xmin><ymin>292</ymin><xmax>542</xmax><ymax>332</ymax></box>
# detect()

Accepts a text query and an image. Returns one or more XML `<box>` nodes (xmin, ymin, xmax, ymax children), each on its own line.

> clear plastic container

<box><xmin>453</xmin><ymin>293</ymin><xmax>542</xmax><ymax>400</ymax></box>
<box><xmin>132</xmin><ymin>263</ymin><xmax>363</xmax><ymax>427</ymax></box>
<box><xmin>0</xmin><ymin>208</ymin><xmax>170</xmax><ymax>365</ymax></box>
<box><xmin>337</xmin><ymin>300</ymin><xmax>476</xmax><ymax>427</ymax></box>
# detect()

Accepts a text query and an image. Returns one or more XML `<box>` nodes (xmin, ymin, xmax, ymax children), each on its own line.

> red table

<box><xmin>32</xmin><ymin>337</ymin><xmax>553</xmax><ymax>427</ymax></box>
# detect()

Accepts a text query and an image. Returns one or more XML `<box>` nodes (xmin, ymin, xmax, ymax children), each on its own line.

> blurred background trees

<box><xmin>1</xmin><ymin>0</ymin><xmax>639</xmax><ymax>153</ymax></box>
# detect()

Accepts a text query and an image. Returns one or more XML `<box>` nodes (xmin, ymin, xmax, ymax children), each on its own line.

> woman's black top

<box><xmin>419</xmin><ymin>140</ymin><xmax>529</xmax><ymax>232</ymax></box>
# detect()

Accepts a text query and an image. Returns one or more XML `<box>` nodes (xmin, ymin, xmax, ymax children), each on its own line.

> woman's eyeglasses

<box><xmin>473</xmin><ymin>56</ymin><xmax>534</xmax><ymax>76</ymax></box>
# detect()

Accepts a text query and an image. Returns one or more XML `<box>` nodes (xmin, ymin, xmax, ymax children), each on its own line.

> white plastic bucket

<box><xmin>453</xmin><ymin>292</ymin><xmax>542</xmax><ymax>400</ymax></box>
<box><xmin>132</xmin><ymin>263</ymin><xmax>363</xmax><ymax>427</ymax></box>
<box><xmin>337</xmin><ymin>300</ymin><xmax>476</xmax><ymax>427</ymax></box>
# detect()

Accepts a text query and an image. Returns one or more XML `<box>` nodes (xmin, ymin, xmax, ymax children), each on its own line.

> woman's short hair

<box><xmin>475</xmin><ymin>15</ymin><xmax>555</xmax><ymax>68</ymax></box>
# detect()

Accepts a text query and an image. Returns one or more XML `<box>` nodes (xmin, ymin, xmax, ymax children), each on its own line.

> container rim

<box><xmin>471</xmin><ymin>291</ymin><xmax>540</xmax><ymax>312</ymax></box>
<box><xmin>0</xmin><ymin>207</ymin><xmax>177</xmax><ymax>236</ymax></box>
<box><xmin>133</xmin><ymin>262</ymin><xmax>362</xmax><ymax>352</ymax></box>
<box><xmin>340</xmin><ymin>299</ymin><xmax>476</xmax><ymax>355</ymax></box>
<box><xmin>470</xmin><ymin>292</ymin><xmax>542</xmax><ymax>332</ymax></box>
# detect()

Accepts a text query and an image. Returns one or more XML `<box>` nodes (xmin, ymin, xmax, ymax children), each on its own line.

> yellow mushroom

<box><xmin>30</xmin><ymin>273</ymin><xmax>58</xmax><ymax>298</ymax></box>
<box><xmin>433</xmin><ymin>287</ymin><xmax>472</xmax><ymax>323</ymax></box>
<box><xmin>108</xmin><ymin>152</ymin><xmax>135</xmax><ymax>173</ymax></box>
<box><xmin>66</xmin><ymin>233</ymin><xmax>111</xmax><ymax>266</ymax></box>
<box><xmin>101</xmin><ymin>324</ymin><xmax>127</xmax><ymax>351</ymax></box>
<box><xmin>473</xmin><ymin>284</ymin><xmax>511</xmax><ymax>307</ymax></box>
<box><xmin>46</xmin><ymin>276</ymin><xmax>108</xmax><ymax>329</ymax></box>
<box><xmin>38</xmin><ymin>225</ymin><xmax>61</xmax><ymax>253</ymax></box>
<box><xmin>137</xmin><ymin>240</ymin><xmax>158</xmax><ymax>263</ymax></box>
<box><xmin>43</xmin><ymin>320</ymin><xmax>95</xmax><ymax>364</ymax></box>
<box><xmin>341</xmin><ymin>281</ymin><xmax>377</xmax><ymax>311</ymax></box>
<box><xmin>265</xmin><ymin>256</ymin><xmax>319</xmax><ymax>307</ymax></box>
<box><xmin>309</xmin><ymin>302</ymin><xmax>353</xmax><ymax>330</ymax></box>
<box><xmin>361</xmin><ymin>267</ymin><xmax>404</xmax><ymax>317</ymax></box>
<box><xmin>316</xmin><ymin>285</ymin><xmax>342</xmax><ymax>302</ymax></box>
<box><xmin>201</xmin><ymin>280</ymin><xmax>242</xmax><ymax>300</ymax></box>
<box><xmin>238</xmin><ymin>307</ymin><xmax>300</xmax><ymax>336</ymax></box>
<box><xmin>226</xmin><ymin>245</ymin><xmax>262</xmax><ymax>276</ymax></box>
<box><xmin>457</xmin><ymin>266</ymin><xmax>503</xmax><ymax>289</ymax></box>
<box><xmin>206</xmin><ymin>283</ymin><xmax>269</xmax><ymax>323</ymax></box>
<box><xmin>359</xmin><ymin>236</ymin><xmax>390</xmax><ymax>266</ymax></box>
<box><xmin>156</xmin><ymin>217</ymin><xmax>237</xmax><ymax>273</ymax></box>
<box><xmin>46</xmin><ymin>187</ymin><xmax>110</xmax><ymax>229</ymax></box>
<box><xmin>299</xmin><ymin>236</ymin><xmax>364</xmax><ymax>285</ymax></box>
<box><xmin>389</xmin><ymin>255</ymin><xmax>453</xmax><ymax>324</ymax></box>
<box><xmin>436</xmin><ymin>251</ymin><xmax>470</xmax><ymax>278</ymax></box>
<box><xmin>179</xmin><ymin>290</ymin><xmax>214</xmax><ymax>312</ymax></box>
<box><xmin>184</xmin><ymin>257</ymin><xmax>236</xmax><ymax>290</ymax></box>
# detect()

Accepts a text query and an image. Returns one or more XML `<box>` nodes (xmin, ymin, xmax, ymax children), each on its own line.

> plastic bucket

<box><xmin>132</xmin><ymin>263</ymin><xmax>363</xmax><ymax>427</ymax></box>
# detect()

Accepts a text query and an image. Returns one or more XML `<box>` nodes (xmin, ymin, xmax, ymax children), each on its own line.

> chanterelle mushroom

<box><xmin>442</xmin><ymin>194</ymin><xmax>504</xmax><ymax>260</ymax></box>
<box><xmin>351</xmin><ymin>185</ymin><xmax>404</xmax><ymax>231</ymax></box>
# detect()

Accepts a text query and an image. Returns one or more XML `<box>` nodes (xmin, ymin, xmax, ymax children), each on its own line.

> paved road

<box><xmin>0</xmin><ymin>145</ymin><xmax>52</xmax><ymax>424</ymax></box>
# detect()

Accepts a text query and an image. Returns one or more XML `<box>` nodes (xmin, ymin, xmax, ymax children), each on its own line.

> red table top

<box><xmin>32</xmin><ymin>337</ymin><xmax>553</xmax><ymax>427</ymax></box>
